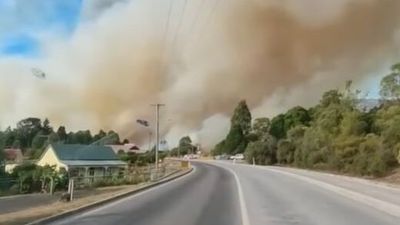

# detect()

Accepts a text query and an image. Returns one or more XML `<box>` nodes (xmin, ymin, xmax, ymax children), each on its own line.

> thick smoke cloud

<box><xmin>1</xmin><ymin>0</ymin><xmax>400</xmax><ymax>149</ymax></box>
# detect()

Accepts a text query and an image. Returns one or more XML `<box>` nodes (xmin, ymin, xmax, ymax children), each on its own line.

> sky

<box><xmin>0</xmin><ymin>0</ymin><xmax>82</xmax><ymax>57</ymax></box>
<box><xmin>0</xmin><ymin>0</ymin><xmax>384</xmax><ymax>93</ymax></box>
<box><xmin>0</xmin><ymin>0</ymin><xmax>399</xmax><ymax>148</ymax></box>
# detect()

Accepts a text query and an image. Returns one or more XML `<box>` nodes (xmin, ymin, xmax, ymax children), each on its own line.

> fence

<box><xmin>0</xmin><ymin>160</ymin><xmax>183</xmax><ymax>197</ymax></box>
<box><xmin>71</xmin><ymin>161</ymin><xmax>180</xmax><ymax>189</ymax></box>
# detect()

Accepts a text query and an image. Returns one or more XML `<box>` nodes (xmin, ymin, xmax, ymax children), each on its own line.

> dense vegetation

<box><xmin>212</xmin><ymin>63</ymin><xmax>400</xmax><ymax>177</ymax></box>
<box><xmin>169</xmin><ymin>136</ymin><xmax>196</xmax><ymax>157</ymax></box>
<box><xmin>0</xmin><ymin>118</ymin><xmax>127</xmax><ymax>160</ymax></box>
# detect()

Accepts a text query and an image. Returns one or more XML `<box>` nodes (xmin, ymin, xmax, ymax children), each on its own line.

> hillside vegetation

<box><xmin>212</xmin><ymin>63</ymin><xmax>400</xmax><ymax>177</ymax></box>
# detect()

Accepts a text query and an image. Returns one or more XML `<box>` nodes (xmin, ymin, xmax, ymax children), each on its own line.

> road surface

<box><xmin>50</xmin><ymin>162</ymin><xmax>242</xmax><ymax>225</ymax></box>
<box><xmin>47</xmin><ymin>161</ymin><xmax>400</xmax><ymax>225</ymax></box>
<box><xmin>218</xmin><ymin>161</ymin><xmax>400</xmax><ymax>225</ymax></box>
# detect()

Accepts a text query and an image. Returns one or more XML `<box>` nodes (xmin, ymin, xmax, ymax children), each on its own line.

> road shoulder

<box><xmin>1</xmin><ymin>168</ymin><xmax>192</xmax><ymax>225</ymax></box>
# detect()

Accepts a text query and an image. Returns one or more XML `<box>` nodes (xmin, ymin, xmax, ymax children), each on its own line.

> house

<box><xmin>4</xmin><ymin>148</ymin><xmax>24</xmax><ymax>173</ymax></box>
<box><xmin>107</xmin><ymin>143</ymin><xmax>147</xmax><ymax>155</ymax></box>
<box><xmin>4</xmin><ymin>148</ymin><xmax>24</xmax><ymax>163</ymax></box>
<box><xmin>37</xmin><ymin>144</ymin><xmax>127</xmax><ymax>179</ymax></box>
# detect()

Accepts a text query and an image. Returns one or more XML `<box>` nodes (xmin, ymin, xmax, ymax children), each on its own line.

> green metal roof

<box><xmin>51</xmin><ymin>144</ymin><xmax>119</xmax><ymax>161</ymax></box>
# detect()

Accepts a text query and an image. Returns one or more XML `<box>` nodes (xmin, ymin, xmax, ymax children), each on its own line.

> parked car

<box><xmin>183</xmin><ymin>154</ymin><xmax>199</xmax><ymax>160</ymax></box>
<box><xmin>230</xmin><ymin>154</ymin><xmax>244</xmax><ymax>160</ymax></box>
<box><xmin>214</xmin><ymin>154</ymin><xmax>230</xmax><ymax>160</ymax></box>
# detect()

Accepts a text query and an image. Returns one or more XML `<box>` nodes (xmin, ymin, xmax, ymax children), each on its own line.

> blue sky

<box><xmin>0</xmin><ymin>0</ymin><xmax>83</xmax><ymax>57</ymax></box>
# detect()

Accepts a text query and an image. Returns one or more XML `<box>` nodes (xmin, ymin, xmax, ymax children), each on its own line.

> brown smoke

<box><xmin>1</xmin><ymin>0</ymin><xmax>400</xmax><ymax>148</ymax></box>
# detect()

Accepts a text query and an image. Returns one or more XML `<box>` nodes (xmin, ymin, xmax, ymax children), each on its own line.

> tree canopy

<box><xmin>215</xmin><ymin>62</ymin><xmax>400</xmax><ymax>177</ymax></box>
<box><xmin>213</xmin><ymin>100</ymin><xmax>252</xmax><ymax>155</ymax></box>
<box><xmin>0</xmin><ymin>118</ymin><xmax>126</xmax><ymax>159</ymax></box>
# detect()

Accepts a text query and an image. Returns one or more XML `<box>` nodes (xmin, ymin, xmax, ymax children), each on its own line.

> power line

<box><xmin>162</xmin><ymin>0</ymin><xmax>174</xmax><ymax>46</ymax></box>
<box><xmin>186</xmin><ymin>0</ymin><xmax>207</xmax><ymax>42</ymax></box>
<box><xmin>171</xmin><ymin>0</ymin><xmax>188</xmax><ymax>50</ymax></box>
<box><xmin>194</xmin><ymin>0</ymin><xmax>220</xmax><ymax>43</ymax></box>
<box><xmin>160</xmin><ymin>0</ymin><xmax>175</xmax><ymax>74</ymax></box>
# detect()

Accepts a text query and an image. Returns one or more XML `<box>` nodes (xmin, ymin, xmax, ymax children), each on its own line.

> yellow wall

<box><xmin>36</xmin><ymin>146</ymin><xmax>66</xmax><ymax>171</ymax></box>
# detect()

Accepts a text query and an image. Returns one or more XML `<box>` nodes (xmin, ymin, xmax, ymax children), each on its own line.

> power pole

<box><xmin>148</xmin><ymin>131</ymin><xmax>152</xmax><ymax>152</ymax></box>
<box><xmin>151</xmin><ymin>104</ymin><xmax>165</xmax><ymax>170</ymax></box>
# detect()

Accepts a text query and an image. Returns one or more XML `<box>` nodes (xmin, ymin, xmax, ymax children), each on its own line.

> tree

<box><xmin>252</xmin><ymin>118</ymin><xmax>270</xmax><ymax>138</ymax></box>
<box><xmin>42</xmin><ymin>118</ymin><xmax>52</xmax><ymax>134</ymax></box>
<box><xmin>244</xmin><ymin>134</ymin><xmax>276</xmax><ymax>165</ymax></box>
<box><xmin>56</xmin><ymin>126</ymin><xmax>67</xmax><ymax>142</ymax></box>
<box><xmin>15</xmin><ymin>118</ymin><xmax>42</xmax><ymax>148</ymax></box>
<box><xmin>269</xmin><ymin>114</ymin><xmax>285</xmax><ymax>139</ymax></box>
<box><xmin>277</xmin><ymin>139</ymin><xmax>295</xmax><ymax>164</ymax></box>
<box><xmin>31</xmin><ymin>132</ymin><xmax>47</xmax><ymax>151</ymax></box>
<box><xmin>93</xmin><ymin>130</ymin><xmax>107</xmax><ymax>142</ymax></box>
<box><xmin>284</xmin><ymin>106</ymin><xmax>310</xmax><ymax>131</ymax></box>
<box><xmin>213</xmin><ymin>100</ymin><xmax>252</xmax><ymax>155</ymax></box>
<box><xmin>320</xmin><ymin>90</ymin><xmax>342</xmax><ymax>107</ymax></box>
<box><xmin>224</xmin><ymin>126</ymin><xmax>247</xmax><ymax>154</ymax></box>
<box><xmin>380</xmin><ymin>63</ymin><xmax>400</xmax><ymax>100</ymax></box>
<box><xmin>106</xmin><ymin>130</ymin><xmax>120</xmax><ymax>144</ymax></box>
<box><xmin>48</xmin><ymin>132</ymin><xmax>60</xmax><ymax>143</ymax></box>
<box><xmin>178</xmin><ymin>136</ymin><xmax>194</xmax><ymax>156</ymax></box>
<box><xmin>277</xmin><ymin>125</ymin><xmax>306</xmax><ymax>165</ymax></box>
<box><xmin>3</xmin><ymin>127</ymin><xmax>16</xmax><ymax>147</ymax></box>
<box><xmin>231</xmin><ymin>100</ymin><xmax>252</xmax><ymax>136</ymax></box>
<box><xmin>211</xmin><ymin>140</ymin><xmax>225</xmax><ymax>156</ymax></box>
<box><xmin>74</xmin><ymin>130</ymin><xmax>93</xmax><ymax>144</ymax></box>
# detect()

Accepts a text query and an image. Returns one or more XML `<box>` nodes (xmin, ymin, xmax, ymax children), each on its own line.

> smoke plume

<box><xmin>1</xmin><ymin>0</ymin><xmax>400</xmax><ymax>149</ymax></box>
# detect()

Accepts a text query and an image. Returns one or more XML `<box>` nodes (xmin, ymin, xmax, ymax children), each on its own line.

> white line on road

<box><xmin>262</xmin><ymin>167</ymin><xmax>400</xmax><ymax>219</ymax></box>
<box><xmin>224</xmin><ymin>166</ymin><xmax>251</xmax><ymax>225</ymax></box>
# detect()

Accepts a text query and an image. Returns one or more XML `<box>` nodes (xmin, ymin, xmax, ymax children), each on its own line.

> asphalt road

<box><xmin>47</xmin><ymin>161</ymin><xmax>400</xmax><ymax>225</ymax></box>
<box><xmin>216</xmin><ymin>161</ymin><xmax>400</xmax><ymax>225</ymax></box>
<box><xmin>50</xmin><ymin>162</ymin><xmax>242</xmax><ymax>225</ymax></box>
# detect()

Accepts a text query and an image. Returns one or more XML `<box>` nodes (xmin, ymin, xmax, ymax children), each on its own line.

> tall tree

<box><xmin>224</xmin><ymin>125</ymin><xmax>247</xmax><ymax>154</ymax></box>
<box><xmin>380</xmin><ymin>63</ymin><xmax>400</xmax><ymax>100</ymax></box>
<box><xmin>178</xmin><ymin>136</ymin><xmax>194</xmax><ymax>155</ymax></box>
<box><xmin>269</xmin><ymin>114</ymin><xmax>285</xmax><ymax>139</ymax></box>
<box><xmin>15</xmin><ymin>118</ymin><xmax>42</xmax><ymax>148</ymax></box>
<box><xmin>252</xmin><ymin>117</ymin><xmax>270</xmax><ymax>138</ymax></box>
<box><xmin>106</xmin><ymin>130</ymin><xmax>120</xmax><ymax>144</ymax></box>
<box><xmin>284</xmin><ymin>106</ymin><xmax>311</xmax><ymax>130</ymax></box>
<box><xmin>3</xmin><ymin>127</ymin><xmax>16</xmax><ymax>147</ymax></box>
<box><xmin>93</xmin><ymin>130</ymin><xmax>107</xmax><ymax>142</ymax></box>
<box><xmin>56</xmin><ymin>126</ymin><xmax>67</xmax><ymax>142</ymax></box>
<box><xmin>217</xmin><ymin>100</ymin><xmax>252</xmax><ymax>154</ymax></box>
<box><xmin>42</xmin><ymin>118</ymin><xmax>52</xmax><ymax>134</ymax></box>
<box><xmin>231</xmin><ymin>100</ymin><xmax>252</xmax><ymax>136</ymax></box>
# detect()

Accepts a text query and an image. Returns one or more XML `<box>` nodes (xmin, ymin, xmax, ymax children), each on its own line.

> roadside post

<box><xmin>68</xmin><ymin>179</ymin><xmax>75</xmax><ymax>201</ymax></box>
<box><xmin>49</xmin><ymin>177</ymin><xmax>54</xmax><ymax>195</ymax></box>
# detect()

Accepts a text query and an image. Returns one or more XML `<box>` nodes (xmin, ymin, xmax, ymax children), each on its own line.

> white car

<box><xmin>183</xmin><ymin>154</ymin><xmax>199</xmax><ymax>160</ymax></box>
<box><xmin>230</xmin><ymin>154</ymin><xmax>244</xmax><ymax>160</ymax></box>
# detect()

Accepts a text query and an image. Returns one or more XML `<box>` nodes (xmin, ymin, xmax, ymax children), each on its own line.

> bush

<box><xmin>244</xmin><ymin>135</ymin><xmax>277</xmax><ymax>165</ymax></box>
<box><xmin>349</xmin><ymin>134</ymin><xmax>397</xmax><ymax>177</ymax></box>
<box><xmin>276</xmin><ymin>139</ymin><xmax>295</xmax><ymax>164</ymax></box>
